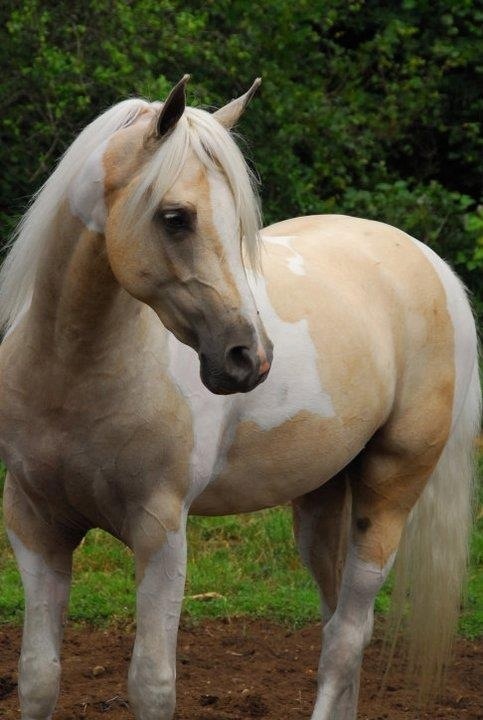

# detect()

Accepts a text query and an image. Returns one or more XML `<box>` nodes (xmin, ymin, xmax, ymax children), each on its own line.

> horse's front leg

<box><xmin>4</xmin><ymin>474</ymin><xmax>76</xmax><ymax>720</ymax></box>
<box><xmin>128</xmin><ymin>506</ymin><xmax>188</xmax><ymax>720</ymax></box>
<box><xmin>8</xmin><ymin>531</ymin><xmax>73</xmax><ymax>720</ymax></box>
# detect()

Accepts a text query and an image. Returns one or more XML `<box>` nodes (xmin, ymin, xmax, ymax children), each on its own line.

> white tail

<box><xmin>386</xmin><ymin>348</ymin><xmax>481</xmax><ymax>698</ymax></box>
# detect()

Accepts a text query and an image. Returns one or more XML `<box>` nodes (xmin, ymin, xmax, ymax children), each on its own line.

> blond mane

<box><xmin>0</xmin><ymin>100</ymin><xmax>261</xmax><ymax>334</ymax></box>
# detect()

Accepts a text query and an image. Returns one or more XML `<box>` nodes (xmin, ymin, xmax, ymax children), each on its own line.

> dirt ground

<box><xmin>0</xmin><ymin>618</ymin><xmax>481</xmax><ymax>719</ymax></box>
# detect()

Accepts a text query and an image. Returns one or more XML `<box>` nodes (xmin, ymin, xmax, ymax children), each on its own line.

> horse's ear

<box><xmin>214</xmin><ymin>78</ymin><xmax>262</xmax><ymax>130</ymax></box>
<box><xmin>155</xmin><ymin>74</ymin><xmax>190</xmax><ymax>138</ymax></box>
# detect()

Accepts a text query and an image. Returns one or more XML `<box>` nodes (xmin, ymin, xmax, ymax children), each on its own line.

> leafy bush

<box><xmin>1</xmin><ymin>0</ymin><xmax>481</xmax><ymax>312</ymax></box>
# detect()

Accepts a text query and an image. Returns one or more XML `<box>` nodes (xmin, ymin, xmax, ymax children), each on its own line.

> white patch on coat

<box><xmin>240</xmin><ymin>272</ymin><xmax>335</xmax><ymax>428</ymax></box>
<box><xmin>166</xmin><ymin>191</ymin><xmax>334</xmax><ymax>497</ymax></box>
<box><xmin>167</xmin><ymin>333</ymin><xmax>232</xmax><ymax>500</ymax></box>
<box><xmin>135</xmin><ymin>523</ymin><xmax>187</xmax><ymax>636</ymax></box>
<box><xmin>410</xmin><ymin>238</ymin><xmax>478</xmax><ymax>430</ymax></box>
<box><xmin>7</xmin><ymin>529</ymin><xmax>70</xmax><ymax>614</ymax></box>
<box><xmin>68</xmin><ymin>139</ymin><xmax>108</xmax><ymax>233</ymax></box>
<box><xmin>263</xmin><ymin>234</ymin><xmax>307</xmax><ymax>276</ymax></box>
<box><xmin>167</xmin><ymin>270</ymin><xmax>335</xmax><ymax>499</ymax></box>
<box><xmin>206</xmin><ymin>169</ymin><xmax>261</xmax><ymax>326</ymax></box>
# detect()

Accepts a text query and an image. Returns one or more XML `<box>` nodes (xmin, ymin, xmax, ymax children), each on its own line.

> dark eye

<box><xmin>158</xmin><ymin>208</ymin><xmax>192</xmax><ymax>233</ymax></box>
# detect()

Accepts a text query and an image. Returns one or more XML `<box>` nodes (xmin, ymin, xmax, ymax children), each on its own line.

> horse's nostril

<box><xmin>225</xmin><ymin>345</ymin><xmax>255</xmax><ymax>380</ymax></box>
<box><xmin>200</xmin><ymin>343</ymin><xmax>270</xmax><ymax>394</ymax></box>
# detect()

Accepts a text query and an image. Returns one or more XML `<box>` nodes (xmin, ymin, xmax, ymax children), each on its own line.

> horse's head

<box><xmin>102</xmin><ymin>77</ymin><xmax>272</xmax><ymax>394</ymax></box>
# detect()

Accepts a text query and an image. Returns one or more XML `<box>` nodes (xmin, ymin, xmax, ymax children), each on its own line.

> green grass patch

<box><xmin>0</xmin><ymin>459</ymin><xmax>481</xmax><ymax>635</ymax></box>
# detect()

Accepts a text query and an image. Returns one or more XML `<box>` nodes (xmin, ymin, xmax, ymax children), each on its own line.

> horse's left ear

<box><xmin>214</xmin><ymin>78</ymin><xmax>262</xmax><ymax>130</ymax></box>
<box><xmin>155</xmin><ymin>74</ymin><xmax>190</xmax><ymax>138</ymax></box>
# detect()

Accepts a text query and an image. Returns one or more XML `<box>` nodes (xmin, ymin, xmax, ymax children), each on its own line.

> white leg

<box><xmin>128</xmin><ymin>523</ymin><xmax>187</xmax><ymax>720</ymax></box>
<box><xmin>8</xmin><ymin>530</ymin><xmax>72</xmax><ymax>720</ymax></box>
<box><xmin>307</xmin><ymin>432</ymin><xmax>441</xmax><ymax>720</ymax></box>
<box><xmin>311</xmin><ymin>546</ymin><xmax>394</xmax><ymax>720</ymax></box>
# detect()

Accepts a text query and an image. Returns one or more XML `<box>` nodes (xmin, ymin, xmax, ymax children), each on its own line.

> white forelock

<box><xmin>121</xmin><ymin>105</ymin><xmax>261</xmax><ymax>269</ymax></box>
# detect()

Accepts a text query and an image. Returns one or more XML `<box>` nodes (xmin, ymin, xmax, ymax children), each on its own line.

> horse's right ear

<box><xmin>154</xmin><ymin>74</ymin><xmax>190</xmax><ymax>138</ymax></box>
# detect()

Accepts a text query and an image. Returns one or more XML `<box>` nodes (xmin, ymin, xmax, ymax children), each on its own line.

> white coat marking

<box><xmin>128</xmin><ymin>520</ymin><xmax>187</xmax><ymax>716</ymax></box>
<box><xmin>312</xmin><ymin>548</ymin><xmax>395</xmax><ymax>718</ymax></box>
<box><xmin>167</xmin><ymin>274</ymin><xmax>335</xmax><ymax>500</ymax></box>
<box><xmin>263</xmin><ymin>234</ymin><xmax>307</xmax><ymax>276</ymax></box>
<box><xmin>241</xmin><ymin>272</ymin><xmax>335</xmax><ymax>428</ymax></box>
<box><xmin>167</xmin><ymin>333</ymin><xmax>231</xmax><ymax>500</ymax></box>
<box><xmin>136</xmin><ymin>524</ymin><xmax>187</xmax><ymax>636</ymax></box>
<box><xmin>167</xmin><ymin>184</ymin><xmax>334</xmax><ymax>498</ymax></box>
<box><xmin>207</xmin><ymin>170</ymin><xmax>261</xmax><ymax>327</ymax></box>
<box><xmin>7</xmin><ymin>530</ymin><xmax>70</xmax><ymax>715</ymax></box>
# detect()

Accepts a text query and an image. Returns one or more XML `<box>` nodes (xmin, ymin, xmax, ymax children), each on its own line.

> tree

<box><xmin>1</xmin><ymin>0</ymin><xmax>481</xmax><ymax>313</ymax></box>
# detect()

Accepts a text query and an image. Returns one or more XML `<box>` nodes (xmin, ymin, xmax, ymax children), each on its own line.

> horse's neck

<box><xmin>27</xmin><ymin>203</ymin><xmax>146</xmax><ymax>367</ymax></box>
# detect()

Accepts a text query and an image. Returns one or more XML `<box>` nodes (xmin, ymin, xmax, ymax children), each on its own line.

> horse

<box><xmin>0</xmin><ymin>75</ymin><xmax>479</xmax><ymax>720</ymax></box>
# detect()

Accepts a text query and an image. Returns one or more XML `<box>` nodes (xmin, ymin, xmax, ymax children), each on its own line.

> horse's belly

<box><xmin>190</xmin><ymin>409</ymin><xmax>366</xmax><ymax>515</ymax></box>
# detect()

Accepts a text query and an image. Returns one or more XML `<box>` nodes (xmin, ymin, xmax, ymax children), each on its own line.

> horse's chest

<box><xmin>1</xmin><ymin>406</ymin><xmax>89</xmax><ymax>488</ymax></box>
<box><xmin>0</xmin><ymin>396</ymin><xmax>191</xmax><ymax>529</ymax></box>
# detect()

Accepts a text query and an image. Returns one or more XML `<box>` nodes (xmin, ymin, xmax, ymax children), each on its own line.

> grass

<box><xmin>0</xmin><ymin>460</ymin><xmax>481</xmax><ymax>636</ymax></box>
<box><xmin>461</xmin><ymin>455</ymin><xmax>483</xmax><ymax>639</ymax></box>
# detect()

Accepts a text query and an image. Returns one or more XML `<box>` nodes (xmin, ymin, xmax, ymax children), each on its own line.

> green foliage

<box><xmin>0</xmin><ymin>0</ymin><xmax>481</xmax><ymax>311</ymax></box>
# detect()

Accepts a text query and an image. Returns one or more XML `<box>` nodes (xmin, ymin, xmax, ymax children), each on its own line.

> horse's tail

<box><xmin>387</xmin><ymin>326</ymin><xmax>480</xmax><ymax>699</ymax></box>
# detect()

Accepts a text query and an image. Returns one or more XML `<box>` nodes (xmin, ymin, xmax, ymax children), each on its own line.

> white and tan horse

<box><xmin>0</xmin><ymin>77</ymin><xmax>479</xmax><ymax>720</ymax></box>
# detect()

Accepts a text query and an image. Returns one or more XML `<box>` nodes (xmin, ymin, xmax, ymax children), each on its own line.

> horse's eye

<box><xmin>158</xmin><ymin>209</ymin><xmax>192</xmax><ymax>233</ymax></box>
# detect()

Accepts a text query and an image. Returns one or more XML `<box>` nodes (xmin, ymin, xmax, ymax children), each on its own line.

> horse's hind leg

<box><xmin>309</xmin><ymin>434</ymin><xmax>445</xmax><ymax>720</ymax></box>
<box><xmin>4</xmin><ymin>473</ymin><xmax>76</xmax><ymax>720</ymax></box>
<box><xmin>293</xmin><ymin>472</ymin><xmax>351</xmax><ymax>621</ymax></box>
<box><xmin>293</xmin><ymin>473</ymin><xmax>358</xmax><ymax>719</ymax></box>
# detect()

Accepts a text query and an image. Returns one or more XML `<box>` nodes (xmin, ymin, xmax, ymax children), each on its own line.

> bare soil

<box><xmin>0</xmin><ymin>619</ymin><xmax>481</xmax><ymax>719</ymax></box>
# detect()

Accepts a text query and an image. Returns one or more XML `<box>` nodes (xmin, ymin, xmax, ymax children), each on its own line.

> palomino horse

<box><xmin>0</xmin><ymin>76</ymin><xmax>479</xmax><ymax>720</ymax></box>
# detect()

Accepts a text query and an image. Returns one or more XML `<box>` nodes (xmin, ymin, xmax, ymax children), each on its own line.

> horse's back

<box><xmin>262</xmin><ymin>214</ymin><xmax>461</xmax><ymax>431</ymax></box>
<box><xmin>261</xmin><ymin>213</ymin><xmax>473</xmax><ymax>397</ymax></box>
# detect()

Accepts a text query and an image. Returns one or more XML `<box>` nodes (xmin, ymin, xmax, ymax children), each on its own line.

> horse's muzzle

<box><xmin>199</xmin><ymin>342</ymin><xmax>272</xmax><ymax>395</ymax></box>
